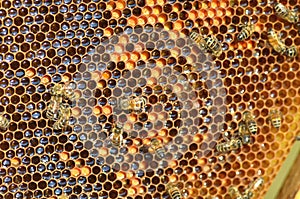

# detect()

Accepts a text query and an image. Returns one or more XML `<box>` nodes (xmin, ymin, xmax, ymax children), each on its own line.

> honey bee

<box><xmin>50</xmin><ymin>83</ymin><xmax>76</xmax><ymax>102</ymax></box>
<box><xmin>274</xmin><ymin>2</ymin><xmax>299</xmax><ymax>23</ymax></box>
<box><xmin>62</xmin><ymin>82</ymin><xmax>76</xmax><ymax>101</ymax></box>
<box><xmin>203</xmin><ymin>35</ymin><xmax>223</xmax><ymax>57</ymax></box>
<box><xmin>53</xmin><ymin>104</ymin><xmax>71</xmax><ymax>130</ymax></box>
<box><xmin>237</xmin><ymin>23</ymin><xmax>254</xmax><ymax>41</ymax></box>
<box><xmin>46</xmin><ymin>96</ymin><xmax>62</xmax><ymax>121</ymax></box>
<box><xmin>119</xmin><ymin>96</ymin><xmax>147</xmax><ymax>113</ymax></box>
<box><xmin>267</xmin><ymin>29</ymin><xmax>286</xmax><ymax>55</ymax></box>
<box><xmin>150</xmin><ymin>138</ymin><xmax>166</xmax><ymax>159</ymax></box>
<box><xmin>216</xmin><ymin>137</ymin><xmax>243</xmax><ymax>153</ymax></box>
<box><xmin>285</xmin><ymin>46</ymin><xmax>298</xmax><ymax>57</ymax></box>
<box><xmin>166</xmin><ymin>183</ymin><xmax>182</xmax><ymax>199</ymax></box>
<box><xmin>268</xmin><ymin>109</ymin><xmax>282</xmax><ymax>129</ymax></box>
<box><xmin>190</xmin><ymin>31</ymin><xmax>222</xmax><ymax>57</ymax></box>
<box><xmin>0</xmin><ymin>115</ymin><xmax>9</xmax><ymax>130</ymax></box>
<box><xmin>238</xmin><ymin>121</ymin><xmax>251</xmax><ymax>144</ymax></box>
<box><xmin>110</xmin><ymin>122</ymin><xmax>124</xmax><ymax>147</ymax></box>
<box><xmin>243</xmin><ymin>177</ymin><xmax>264</xmax><ymax>199</ymax></box>
<box><xmin>242</xmin><ymin>111</ymin><xmax>257</xmax><ymax>135</ymax></box>
<box><xmin>228</xmin><ymin>186</ymin><xmax>243</xmax><ymax>199</ymax></box>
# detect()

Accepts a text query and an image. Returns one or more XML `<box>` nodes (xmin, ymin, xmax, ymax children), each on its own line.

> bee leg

<box><xmin>266</xmin><ymin>116</ymin><xmax>271</xmax><ymax>124</ymax></box>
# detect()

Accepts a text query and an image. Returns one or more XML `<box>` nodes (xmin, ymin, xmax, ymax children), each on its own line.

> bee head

<box><xmin>267</xmin><ymin>28</ymin><xmax>274</xmax><ymax>34</ymax></box>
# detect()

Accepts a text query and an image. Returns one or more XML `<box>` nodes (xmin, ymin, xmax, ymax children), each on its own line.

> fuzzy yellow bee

<box><xmin>46</xmin><ymin>95</ymin><xmax>62</xmax><ymax>121</ymax></box>
<box><xmin>216</xmin><ymin>137</ymin><xmax>243</xmax><ymax>153</ymax></box>
<box><xmin>243</xmin><ymin>177</ymin><xmax>264</xmax><ymax>199</ymax></box>
<box><xmin>190</xmin><ymin>31</ymin><xmax>222</xmax><ymax>57</ymax></box>
<box><xmin>150</xmin><ymin>138</ymin><xmax>166</xmax><ymax>159</ymax></box>
<box><xmin>229</xmin><ymin>186</ymin><xmax>243</xmax><ymax>199</ymax></box>
<box><xmin>63</xmin><ymin>82</ymin><xmax>76</xmax><ymax>101</ymax></box>
<box><xmin>53</xmin><ymin>104</ymin><xmax>71</xmax><ymax>130</ymax></box>
<box><xmin>268</xmin><ymin>109</ymin><xmax>282</xmax><ymax>129</ymax></box>
<box><xmin>0</xmin><ymin>115</ymin><xmax>9</xmax><ymax>130</ymax></box>
<box><xmin>110</xmin><ymin>122</ymin><xmax>124</xmax><ymax>147</ymax></box>
<box><xmin>238</xmin><ymin>121</ymin><xmax>252</xmax><ymax>144</ymax></box>
<box><xmin>166</xmin><ymin>183</ymin><xmax>182</xmax><ymax>199</ymax></box>
<box><xmin>274</xmin><ymin>2</ymin><xmax>299</xmax><ymax>23</ymax></box>
<box><xmin>237</xmin><ymin>23</ymin><xmax>254</xmax><ymax>41</ymax></box>
<box><xmin>267</xmin><ymin>29</ymin><xmax>286</xmax><ymax>55</ymax></box>
<box><xmin>204</xmin><ymin>36</ymin><xmax>222</xmax><ymax>57</ymax></box>
<box><xmin>50</xmin><ymin>83</ymin><xmax>76</xmax><ymax>102</ymax></box>
<box><xmin>243</xmin><ymin>111</ymin><xmax>257</xmax><ymax>135</ymax></box>
<box><xmin>119</xmin><ymin>96</ymin><xmax>147</xmax><ymax>113</ymax></box>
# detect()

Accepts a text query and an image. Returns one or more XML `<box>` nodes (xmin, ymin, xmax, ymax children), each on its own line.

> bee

<box><xmin>62</xmin><ymin>82</ymin><xmax>76</xmax><ymax>101</ymax></box>
<box><xmin>243</xmin><ymin>111</ymin><xmax>257</xmax><ymax>135</ymax></box>
<box><xmin>119</xmin><ymin>96</ymin><xmax>147</xmax><ymax>113</ymax></box>
<box><xmin>243</xmin><ymin>177</ymin><xmax>264</xmax><ymax>199</ymax></box>
<box><xmin>268</xmin><ymin>110</ymin><xmax>282</xmax><ymax>129</ymax></box>
<box><xmin>166</xmin><ymin>183</ymin><xmax>182</xmax><ymax>199</ymax></box>
<box><xmin>238</xmin><ymin>121</ymin><xmax>251</xmax><ymax>144</ymax></box>
<box><xmin>46</xmin><ymin>96</ymin><xmax>62</xmax><ymax>121</ymax></box>
<box><xmin>267</xmin><ymin>29</ymin><xmax>286</xmax><ymax>55</ymax></box>
<box><xmin>0</xmin><ymin>115</ymin><xmax>9</xmax><ymax>130</ymax></box>
<box><xmin>216</xmin><ymin>137</ymin><xmax>243</xmax><ymax>153</ymax></box>
<box><xmin>190</xmin><ymin>31</ymin><xmax>222</xmax><ymax>57</ymax></box>
<box><xmin>203</xmin><ymin>35</ymin><xmax>222</xmax><ymax>57</ymax></box>
<box><xmin>202</xmin><ymin>35</ymin><xmax>222</xmax><ymax>56</ymax></box>
<box><xmin>110</xmin><ymin>122</ymin><xmax>124</xmax><ymax>147</ymax></box>
<box><xmin>150</xmin><ymin>138</ymin><xmax>166</xmax><ymax>159</ymax></box>
<box><xmin>228</xmin><ymin>186</ymin><xmax>243</xmax><ymax>199</ymax></box>
<box><xmin>237</xmin><ymin>23</ymin><xmax>254</xmax><ymax>41</ymax></box>
<box><xmin>50</xmin><ymin>83</ymin><xmax>76</xmax><ymax>102</ymax></box>
<box><xmin>285</xmin><ymin>46</ymin><xmax>298</xmax><ymax>57</ymax></box>
<box><xmin>53</xmin><ymin>104</ymin><xmax>71</xmax><ymax>130</ymax></box>
<box><xmin>274</xmin><ymin>2</ymin><xmax>299</xmax><ymax>23</ymax></box>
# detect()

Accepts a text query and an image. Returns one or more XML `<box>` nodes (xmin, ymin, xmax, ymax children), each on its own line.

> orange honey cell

<box><xmin>81</xmin><ymin>166</ymin><xmax>91</xmax><ymax>176</ymax></box>
<box><xmin>71</xmin><ymin>168</ymin><xmax>81</xmax><ymax>177</ymax></box>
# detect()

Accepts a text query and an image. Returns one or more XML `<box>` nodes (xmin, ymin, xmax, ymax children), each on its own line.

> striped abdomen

<box><xmin>267</xmin><ymin>29</ymin><xmax>286</xmax><ymax>54</ymax></box>
<box><xmin>155</xmin><ymin>147</ymin><xmax>166</xmax><ymax>159</ymax></box>
<box><xmin>271</xmin><ymin>118</ymin><xmax>281</xmax><ymax>129</ymax></box>
<box><xmin>204</xmin><ymin>36</ymin><xmax>222</xmax><ymax>56</ymax></box>
<box><xmin>189</xmin><ymin>31</ymin><xmax>203</xmax><ymax>44</ymax></box>
<box><xmin>53</xmin><ymin>118</ymin><xmax>68</xmax><ymax>130</ymax></box>
<box><xmin>274</xmin><ymin>3</ymin><xmax>289</xmax><ymax>19</ymax></box>
<box><xmin>237</xmin><ymin>25</ymin><xmax>254</xmax><ymax>41</ymax></box>
<box><xmin>247</xmin><ymin>120</ymin><xmax>257</xmax><ymax>134</ymax></box>
<box><xmin>169</xmin><ymin>187</ymin><xmax>182</xmax><ymax>199</ymax></box>
<box><xmin>285</xmin><ymin>46</ymin><xmax>298</xmax><ymax>57</ymax></box>
<box><xmin>216</xmin><ymin>142</ymin><xmax>231</xmax><ymax>152</ymax></box>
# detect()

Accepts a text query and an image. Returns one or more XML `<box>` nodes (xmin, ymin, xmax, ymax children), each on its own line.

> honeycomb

<box><xmin>0</xmin><ymin>0</ymin><xmax>299</xmax><ymax>199</ymax></box>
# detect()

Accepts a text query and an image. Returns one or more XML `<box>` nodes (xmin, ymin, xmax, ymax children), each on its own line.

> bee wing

<box><xmin>104</xmin><ymin>135</ymin><xmax>113</xmax><ymax>148</ymax></box>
